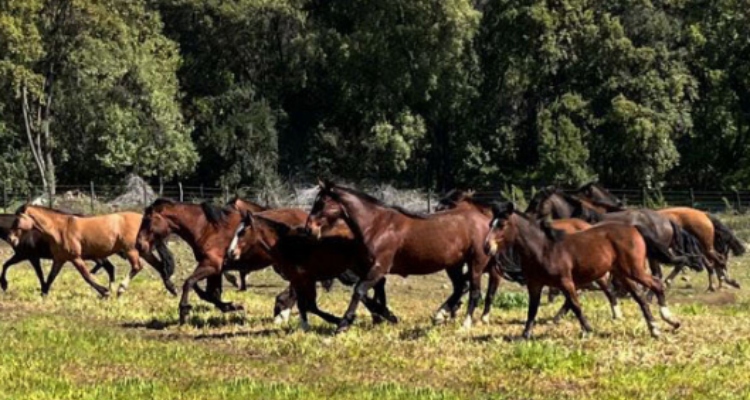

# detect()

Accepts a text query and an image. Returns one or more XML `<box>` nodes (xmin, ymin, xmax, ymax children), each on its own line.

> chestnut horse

<box><xmin>9</xmin><ymin>205</ymin><xmax>174</xmax><ymax>297</ymax></box>
<box><xmin>226</xmin><ymin>211</ymin><xmax>394</xmax><ymax>330</ymax></box>
<box><xmin>0</xmin><ymin>213</ymin><xmax>120</xmax><ymax>293</ymax></box>
<box><xmin>305</xmin><ymin>181</ymin><xmax>491</xmax><ymax>333</ymax></box>
<box><xmin>485</xmin><ymin>202</ymin><xmax>684</xmax><ymax>338</ymax></box>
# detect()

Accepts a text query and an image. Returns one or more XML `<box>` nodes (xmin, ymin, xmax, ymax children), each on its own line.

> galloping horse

<box><xmin>573</xmin><ymin>184</ymin><xmax>746</xmax><ymax>290</ymax></box>
<box><xmin>0</xmin><ymin>214</ymin><xmax>119</xmax><ymax>292</ymax></box>
<box><xmin>9</xmin><ymin>205</ymin><xmax>174</xmax><ymax>297</ymax></box>
<box><xmin>226</xmin><ymin>211</ymin><xmax>395</xmax><ymax>330</ymax></box>
<box><xmin>527</xmin><ymin>187</ymin><xmax>702</xmax><ymax>279</ymax></box>
<box><xmin>224</xmin><ymin>197</ymin><xmax>270</xmax><ymax>291</ymax></box>
<box><xmin>485</xmin><ymin>202</ymin><xmax>683</xmax><ymax>338</ymax></box>
<box><xmin>305</xmin><ymin>181</ymin><xmax>492</xmax><ymax>333</ymax></box>
<box><xmin>437</xmin><ymin>190</ymin><xmax>605</xmax><ymax>323</ymax></box>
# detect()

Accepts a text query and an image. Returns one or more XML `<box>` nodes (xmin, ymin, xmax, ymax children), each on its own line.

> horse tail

<box><xmin>709</xmin><ymin>214</ymin><xmax>746</xmax><ymax>256</ymax></box>
<box><xmin>635</xmin><ymin>224</ymin><xmax>696</xmax><ymax>270</ymax></box>
<box><xmin>154</xmin><ymin>240</ymin><xmax>175</xmax><ymax>278</ymax></box>
<box><xmin>667</xmin><ymin>221</ymin><xmax>709</xmax><ymax>271</ymax></box>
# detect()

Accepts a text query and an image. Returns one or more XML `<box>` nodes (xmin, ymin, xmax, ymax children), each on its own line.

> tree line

<box><xmin>1</xmin><ymin>0</ymin><xmax>748</xmax><ymax>194</ymax></box>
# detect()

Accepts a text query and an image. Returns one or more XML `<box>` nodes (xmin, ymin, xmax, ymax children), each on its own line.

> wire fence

<box><xmin>1</xmin><ymin>182</ymin><xmax>748</xmax><ymax>215</ymax></box>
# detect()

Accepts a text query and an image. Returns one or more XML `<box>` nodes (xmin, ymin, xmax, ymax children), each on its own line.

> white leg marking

<box><xmin>281</xmin><ymin>308</ymin><xmax>291</xmax><ymax>323</ymax></box>
<box><xmin>462</xmin><ymin>315</ymin><xmax>473</xmax><ymax>329</ymax></box>
<box><xmin>481</xmin><ymin>314</ymin><xmax>490</xmax><ymax>325</ymax></box>
<box><xmin>433</xmin><ymin>309</ymin><xmax>447</xmax><ymax>324</ymax></box>
<box><xmin>612</xmin><ymin>305</ymin><xmax>623</xmax><ymax>320</ymax></box>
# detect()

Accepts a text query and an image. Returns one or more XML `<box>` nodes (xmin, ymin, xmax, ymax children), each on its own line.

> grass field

<box><xmin>2</xmin><ymin>215</ymin><xmax>750</xmax><ymax>399</ymax></box>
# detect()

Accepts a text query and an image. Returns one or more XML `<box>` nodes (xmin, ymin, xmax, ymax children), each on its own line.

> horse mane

<box><xmin>439</xmin><ymin>189</ymin><xmax>495</xmax><ymax>211</ymax></box>
<box><xmin>144</xmin><ymin>198</ymin><xmax>177</xmax><ymax>215</ymax></box>
<box><xmin>201</xmin><ymin>202</ymin><xmax>233</xmax><ymax>225</ymax></box>
<box><xmin>540</xmin><ymin>219</ymin><xmax>566</xmax><ymax>242</ymax></box>
<box><xmin>15</xmin><ymin>204</ymin><xmax>85</xmax><ymax>217</ymax></box>
<box><xmin>225</xmin><ymin>196</ymin><xmax>269</xmax><ymax>211</ymax></box>
<box><xmin>334</xmin><ymin>185</ymin><xmax>429</xmax><ymax>219</ymax></box>
<box><xmin>252</xmin><ymin>214</ymin><xmax>292</xmax><ymax>236</ymax></box>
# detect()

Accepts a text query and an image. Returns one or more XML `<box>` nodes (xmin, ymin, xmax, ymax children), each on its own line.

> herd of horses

<box><xmin>0</xmin><ymin>181</ymin><xmax>745</xmax><ymax>339</ymax></box>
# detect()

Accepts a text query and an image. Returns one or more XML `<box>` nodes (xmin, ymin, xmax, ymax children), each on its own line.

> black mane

<box><xmin>144</xmin><ymin>198</ymin><xmax>177</xmax><ymax>215</ymax></box>
<box><xmin>333</xmin><ymin>185</ymin><xmax>429</xmax><ymax>219</ymax></box>
<box><xmin>201</xmin><ymin>202</ymin><xmax>234</xmax><ymax>225</ymax></box>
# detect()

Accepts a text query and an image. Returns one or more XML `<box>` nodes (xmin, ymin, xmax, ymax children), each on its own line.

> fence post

<box><xmin>142</xmin><ymin>179</ymin><xmax>147</xmax><ymax>206</ymax></box>
<box><xmin>224</xmin><ymin>186</ymin><xmax>229</xmax><ymax>204</ymax></box>
<box><xmin>641</xmin><ymin>187</ymin><xmax>647</xmax><ymax>207</ymax></box>
<box><xmin>735</xmin><ymin>189</ymin><xmax>742</xmax><ymax>214</ymax></box>
<box><xmin>689</xmin><ymin>188</ymin><xmax>695</xmax><ymax>208</ymax></box>
<box><xmin>47</xmin><ymin>184</ymin><xmax>54</xmax><ymax>208</ymax></box>
<box><xmin>427</xmin><ymin>188</ymin><xmax>432</xmax><ymax>213</ymax></box>
<box><xmin>200</xmin><ymin>184</ymin><xmax>204</xmax><ymax>200</ymax></box>
<box><xmin>178</xmin><ymin>182</ymin><xmax>184</xmax><ymax>202</ymax></box>
<box><xmin>3</xmin><ymin>180</ymin><xmax>7</xmax><ymax>213</ymax></box>
<box><xmin>90</xmin><ymin>182</ymin><xmax>95</xmax><ymax>214</ymax></box>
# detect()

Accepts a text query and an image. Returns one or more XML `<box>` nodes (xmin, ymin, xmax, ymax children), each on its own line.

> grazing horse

<box><xmin>485</xmin><ymin>202</ymin><xmax>683</xmax><ymax>338</ymax></box>
<box><xmin>305</xmin><ymin>181</ymin><xmax>491</xmax><ymax>333</ymax></box>
<box><xmin>8</xmin><ymin>205</ymin><xmax>174</xmax><ymax>297</ymax></box>
<box><xmin>226</xmin><ymin>211</ymin><xmax>395</xmax><ymax>330</ymax></box>
<box><xmin>0</xmin><ymin>214</ymin><xmax>119</xmax><ymax>292</ymax></box>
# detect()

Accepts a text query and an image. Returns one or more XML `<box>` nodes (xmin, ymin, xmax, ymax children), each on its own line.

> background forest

<box><xmin>1</xmin><ymin>0</ymin><xmax>748</xmax><ymax>194</ymax></box>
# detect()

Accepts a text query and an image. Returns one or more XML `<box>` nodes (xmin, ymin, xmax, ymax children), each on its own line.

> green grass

<box><xmin>2</xmin><ymin>215</ymin><xmax>750</xmax><ymax>399</ymax></box>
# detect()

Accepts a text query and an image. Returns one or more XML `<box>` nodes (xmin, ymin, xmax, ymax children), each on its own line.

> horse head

<box><xmin>485</xmin><ymin>201</ymin><xmax>516</xmax><ymax>257</ymax></box>
<box><xmin>137</xmin><ymin>198</ymin><xmax>178</xmax><ymax>254</ymax></box>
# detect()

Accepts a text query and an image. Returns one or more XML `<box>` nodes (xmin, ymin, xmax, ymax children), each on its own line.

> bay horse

<box><xmin>305</xmin><ymin>181</ymin><xmax>491</xmax><ymax>333</ymax></box>
<box><xmin>437</xmin><ymin>190</ymin><xmax>608</xmax><ymax>323</ymax></box>
<box><xmin>573</xmin><ymin>184</ymin><xmax>746</xmax><ymax>291</ymax></box>
<box><xmin>226</xmin><ymin>210</ymin><xmax>395</xmax><ymax>330</ymax></box>
<box><xmin>8</xmin><ymin>205</ymin><xmax>174</xmax><ymax>297</ymax></box>
<box><xmin>224</xmin><ymin>197</ymin><xmax>269</xmax><ymax>291</ymax></box>
<box><xmin>0</xmin><ymin>214</ymin><xmax>119</xmax><ymax>292</ymax></box>
<box><xmin>485</xmin><ymin>202</ymin><xmax>684</xmax><ymax>338</ymax></box>
<box><xmin>527</xmin><ymin>187</ymin><xmax>703</xmax><ymax>278</ymax></box>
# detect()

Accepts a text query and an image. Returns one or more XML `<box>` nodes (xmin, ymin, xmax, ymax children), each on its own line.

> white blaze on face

<box><xmin>227</xmin><ymin>223</ymin><xmax>245</xmax><ymax>259</ymax></box>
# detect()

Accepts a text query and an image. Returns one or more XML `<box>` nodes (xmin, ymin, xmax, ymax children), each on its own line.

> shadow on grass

<box><xmin>121</xmin><ymin>312</ymin><xmax>249</xmax><ymax>331</ymax></box>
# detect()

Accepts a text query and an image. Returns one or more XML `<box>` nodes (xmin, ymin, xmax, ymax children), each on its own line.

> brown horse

<box><xmin>573</xmin><ymin>184</ymin><xmax>746</xmax><ymax>291</ymax></box>
<box><xmin>305</xmin><ymin>181</ymin><xmax>491</xmax><ymax>333</ymax></box>
<box><xmin>437</xmin><ymin>189</ymin><xmax>597</xmax><ymax>322</ymax></box>
<box><xmin>224</xmin><ymin>197</ymin><xmax>270</xmax><ymax>291</ymax></box>
<box><xmin>9</xmin><ymin>205</ymin><xmax>172</xmax><ymax>297</ymax></box>
<box><xmin>226</xmin><ymin>211</ymin><xmax>395</xmax><ymax>330</ymax></box>
<box><xmin>485</xmin><ymin>202</ymin><xmax>683</xmax><ymax>338</ymax></box>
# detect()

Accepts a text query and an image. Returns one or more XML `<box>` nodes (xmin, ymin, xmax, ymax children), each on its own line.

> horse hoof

<box><xmin>461</xmin><ymin>316</ymin><xmax>473</xmax><ymax>330</ymax></box>
<box><xmin>432</xmin><ymin>309</ymin><xmax>448</xmax><ymax>325</ymax></box>
<box><xmin>335</xmin><ymin>322</ymin><xmax>351</xmax><ymax>335</ymax></box>
<box><xmin>300</xmin><ymin>321</ymin><xmax>311</xmax><ymax>332</ymax></box>
<box><xmin>101</xmin><ymin>289</ymin><xmax>111</xmax><ymax>298</ymax></box>
<box><xmin>179</xmin><ymin>305</ymin><xmax>193</xmax><ymax>325</ymax></box>
<box><xmin>480</xmin><ymin>315</ymin><xmax>490</xmax><ymax>325</ymax></box>
<box><xmin>372</xmin><ymin>314</ymin><xmax>385</xmax><ymax>325</ymax></box>
<box><xmin>385</xmin><ymin>313</ymin><xmax>399</xmax><ymax>324</ymax></box>
<box><xmin>116</xmin><ymin>286</ymin><xmax>126</xmax><ymax>297</ymax></box>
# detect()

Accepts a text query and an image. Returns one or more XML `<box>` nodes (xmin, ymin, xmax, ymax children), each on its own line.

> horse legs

<box><xmin>43</xmin><ymin>260</ymin><xmax>66</xmax><ymax>296</ymax></box>
<box><xmin>522</xmin><ymin>282</ymin><xmax>544</xmax><ymax>339</ymax></box>
<box><xmin>336</xmin><ymin>267</ymin><xmax>384</xmax><ymax>334</ymax></box>
<box><xmin>462</xmin><ymin>264</ymin><xmax>484</xmax><ymax>329</ymax></box>
<box><xmin>117</xmin><ymin>250</ymin><xmax>143</xmax><ymax>296</ymax></box>
<box><xmin>90</xmin><ymin>259</ymin><xmax>117</xmax><ymax>289</ymax></box>
<box><xmin>598</xmin><ymin>278</ymin><xmax>621</xmax><ymax>320</ymax></box>
<box><xmin>179</xmin><ymin>264</ymin><xmax>219</xmax><ymax>325</ymax></box>
<box><xmin>295</xmin><ymin>280</ymin><xmax>341</xmax><ymax>330</ymax></box>
<box><xmin>629</xmin><ymin>271</ymin><xmax>680</xmax><ymax>331</ymax></box>
<box><xmin>29</xmin><ymin>258</ymin><xmax>46</xmax><ymax>293</ymax></box>
<box><xmin>70</xmin><ymin>258</ymin><xmax>110</xmax><ymax>297</ymax></box>
<box><xmin>0</xmin><ymin>254</ymin><xmax>24</xmax><ymax>292</ymax></box>
<box><xmin>238</xmin><ymin>271</ymin><xmax>248</xmax><ymax>291</ymax></box>
<box><xmin>141</xmin><ymin>251</ymin><xmax>177</xmax><ymax>296</ymax></box>
<box><xmin>617</xmin><ymin>276</ymin><xmax>662</xmax><ymax>338</ymax></box>
<box><xmin>274</xmin><ymin>285</ymin><xmax>296</xmax><ymax>324</ymax></box>
<box><xmin>193</xmin><ymin>274</ymin><xmax>242</xmax><ymax>313</ymax></box>
<box><xmin>371</xmin><ymin>277</ymin><xmax>398</xmax><ymax>324</ymax></box>
<box><xmin>558</xmin><ymin>278</ymin><xmax>593</xmax><ymax>334</ymax></box>
<box><xmin>433</xmin><ymin>266</ymin><xmax>465</xmax><ymax>324</ymax></box>
<box><xmin>480</xmin><ymin>266</ymin><xmax>501</xmax><ymax>325</ymax></box>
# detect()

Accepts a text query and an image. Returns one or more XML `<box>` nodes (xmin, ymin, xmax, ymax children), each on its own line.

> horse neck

<box><xmin>508</xmin><ymin>214</ymin><xmax>550</xmax><ymax>269</ymax></box>
<box><xmin>551</xmin><ymin>196</ymin><xmax>575</xmax><ymax>219</ymax></box>
<box><xmin>335</xmin><ymin>191</ymin><xmax>387</xmax><ymax>243</ymax></box>
<box><xmin>163</xmin><ymin>205</ymin><xmax>210</xmax><ymax>251</ymax></box>
<box><xmin>28</xmin><ymin>209</ymin><xmax>66</xmax><ymax>243</ymax></box>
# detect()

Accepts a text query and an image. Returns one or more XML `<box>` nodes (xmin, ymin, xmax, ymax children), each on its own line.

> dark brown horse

<box><xmin>437</xmin><ymin>190</ymin><xmax>609</xmax><ymax>323</ymax></box>
<box><xmin>574</xmin><ymin>181</ymin><xmax>624</xmax><ymax>208</ymax></box>
<box><xmin>226</xmin><ymin>211</ymin><xmax>394</xmax><ymax>330</ymax></box>
<box><xmin>305</xmin><ymin>181</ymin><xmax>491</xmax><ymax>333</ymax></box>
<box><xmin>485</xmin><ymin>202</ymin><xmax>684</xmax><ymax>338</ymax></box>
<box><xmin>224</xmin><ymin>197</ymin><xmax>270</xmax><ymax>291</ymax></box>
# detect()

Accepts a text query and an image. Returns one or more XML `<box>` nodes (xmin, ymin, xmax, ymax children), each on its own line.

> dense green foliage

<box><xmin>1</xmin><ymin>0</ymin><xmax>749</xmax><ymax>191</ymax></box>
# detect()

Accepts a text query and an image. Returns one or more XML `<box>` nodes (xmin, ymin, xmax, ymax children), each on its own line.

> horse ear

<box><xmin>466</xmin><ymin>189</ymin><xmax>475</xmax><ymax>197</ymax></box>
<box><xmin>317</xmin><ymin>178</ymin><xmax>325</xmax><ymax>188</ymax></box>
<box><xmin>506</xmin><ymin>202</ymin><xmax>515</xmax><ymax>214</ymax></box>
